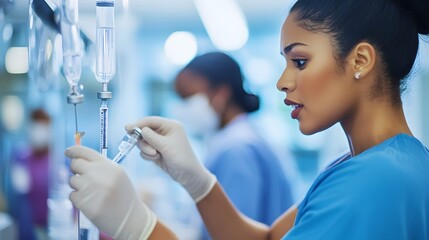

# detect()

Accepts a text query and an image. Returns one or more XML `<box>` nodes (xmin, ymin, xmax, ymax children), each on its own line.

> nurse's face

<box><xmin>175</xmin><ymin>69</ymin><xmax>210</xmax><ymax>99</ymax></box>
<box><xmin>277</xmin><ymin>12</ymin><xmax>359</xmax><ymax>135</ymax></box>
<box><xmin>174</xmin><ymin>69</ymin><xmax>226</xmax><ymax>115</ymax></box>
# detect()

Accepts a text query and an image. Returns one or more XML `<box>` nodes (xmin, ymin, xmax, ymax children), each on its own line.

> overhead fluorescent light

<box><xmin>1</xmin><ymin>95</ymin><xmax>25</xmax><ymax>132</ymax></box>
<box><xmin>164</xmin><ymin>31</ymin><xmax>198</xmax><ymax>65</ymax></box>
<box><xmin>5</xmin><ymin>47</ymin><xmax>29</xmax><ymax>74</ymax></box>
<box><xmin>2</xmin><ymin>23</ymin><xmax>13</xmax><ymax>42</ymax></box>
<box><xmin>194</xmin><ymin>0</ymin><xmax>249</xmax><ymax>51</ymax></box>
<box><xmin>122</xmin><ymin>0</ymin><xmax>129</xmax><ymax>9</ymax></box>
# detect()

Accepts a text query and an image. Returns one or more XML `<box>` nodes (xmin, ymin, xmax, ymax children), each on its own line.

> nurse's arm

<box><xmin>269</xmin><ymin>204</ymin><xmax>298</xmax><ymax>239</ymax></box>
<box><xmin>149</xmin><ymin>221</ymin><xmax>179</xmax><ymax>239</ymax></box>
<box><xmin>197</xmin><ymin>182</ymin><xmax>298</xmax><ymax>240</ymax></box>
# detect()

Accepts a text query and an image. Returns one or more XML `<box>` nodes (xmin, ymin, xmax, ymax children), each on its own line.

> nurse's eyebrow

<box><xmin>282</xmin><ymin>43</ymin><xmax>307</xmax><ymax>55</ymax></box>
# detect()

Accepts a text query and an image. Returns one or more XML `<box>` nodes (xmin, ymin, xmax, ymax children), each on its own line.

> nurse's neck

<box><xmin>341</xmin><ymin>99</ymin><xmax>412</xmax><ymax>156</ymax></box>
<box><xmin>220</xmin><ymin>103</ymin><xmax>245</xmax><ymax>128</ymax></box>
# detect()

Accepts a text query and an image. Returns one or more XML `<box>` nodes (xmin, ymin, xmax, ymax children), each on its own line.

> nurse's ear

<box><xmin>348</xmin><ymin>42</ymin><xmax>376</xmax><ymax>80</ymax></box>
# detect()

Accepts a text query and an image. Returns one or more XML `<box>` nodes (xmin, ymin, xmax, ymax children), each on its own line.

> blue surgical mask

<box><xmin>29</xmin><ymin>122</ymin><xmax>50</xmax><ymax>150</ymax></box>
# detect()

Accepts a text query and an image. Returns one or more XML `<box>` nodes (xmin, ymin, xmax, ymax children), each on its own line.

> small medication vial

<box><xmin>112</xmin><ymin>127</ymin><xmax>143</xmax><ymax>164</ymax></box>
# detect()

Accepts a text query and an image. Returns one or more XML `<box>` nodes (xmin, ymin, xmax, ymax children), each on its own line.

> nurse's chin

<box><xmin>298</xmin><ymin>123</ymin><xmax>328</xmax><ymax>136</ymax></box>
<box><xmin>299</xmin><ymin>128</ymin><xmax>318</xmax><ymax>136</ymax></box>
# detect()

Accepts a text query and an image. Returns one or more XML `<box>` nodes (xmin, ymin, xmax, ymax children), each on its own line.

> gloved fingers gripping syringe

<box><xmin>112</xmin><ymin>127</ymin><xmax>143</xmax><ymax>164</ymax></box>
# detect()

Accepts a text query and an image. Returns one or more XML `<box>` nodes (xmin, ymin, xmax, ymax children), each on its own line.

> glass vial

<box><xmin>112</xmin><ymin>127</ymin><xmax>142</xmax><ymax>164</ymax></box>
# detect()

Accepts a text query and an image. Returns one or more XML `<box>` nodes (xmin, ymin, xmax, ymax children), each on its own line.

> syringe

<box><xmin>112</xmin><ymin>128</ymin><xmax>143</xmax><ymax>164</ymax></box>
<box><xmin>96</xmin><ymin>0</ymin><xmax>115</xmax><ymax>157</ymax></box>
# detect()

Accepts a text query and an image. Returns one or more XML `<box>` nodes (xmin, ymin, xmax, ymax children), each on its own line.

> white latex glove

<box><xmin>65</xmin><ymin>145</ymin><xmax>157</xmax><ymax>240</ymax></box>
<box><xmin>125</xmin><ymin>116</ymin><xmax>216</xmax><ymax>203</ymax></box>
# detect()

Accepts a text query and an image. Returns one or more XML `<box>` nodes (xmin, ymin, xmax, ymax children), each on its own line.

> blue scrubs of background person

<box><xmin>284</xmin><ymin>134</ymin><xmax>429</xmax><ymax>239</ymax></box>
<box><xmin>206</xmin><ymin>114</ymin><xmax>294</xmax><ymax>226</ymax></box>
<box><xmin>173</xmin><ymin>52</ymin><xmax>294</xmax><ymax>239</ymax></box>
<box><xmin>206</xmin><ymin>114</ymin><xmax>293</xmax><ymax>225</ymax></box>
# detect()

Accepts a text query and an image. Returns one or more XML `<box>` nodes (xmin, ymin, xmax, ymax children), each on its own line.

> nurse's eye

<box><xmin>292</xmin><ymin>59</ymin><xmax>307</xmax><ymax>70</ymax></box>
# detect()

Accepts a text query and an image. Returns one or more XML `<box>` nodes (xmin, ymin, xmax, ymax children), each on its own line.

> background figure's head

<box><xmin>174</xmin><ymin>52</ymin><xmax>260</xmax><ymax>135</ymax></box>
<box><xmin>277</xmin><ymin>0</ymin><xmax>429</xmax><ymax>135</ymax></box>
<box><xmin>29</xmin><ymin>108</ymin><xmax>51</xmax><ymax>153</ymax></box>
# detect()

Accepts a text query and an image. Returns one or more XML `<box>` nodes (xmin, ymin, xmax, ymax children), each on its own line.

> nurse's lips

<box><xmin>284</xmin><ymin>99</ymin><xmax>304</xmax><ymax>119</ymax></box>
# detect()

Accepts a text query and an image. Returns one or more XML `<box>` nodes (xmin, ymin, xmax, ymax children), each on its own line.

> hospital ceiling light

<box><xmin>164</xmin><ymin>31</ymin><xmax>198</xmax><ymax>66</ymax></box>
<box><xmin>1</xmin><ymin>95</ymin><xmax>25</xmax><ymax>132</ymax></box>
<box><xmin>2</xmin><ymin>23</ymin><xmax>13</xmax><ymax>42</ymax></box>
<box><xmin>5</xmin><ymin>47</ymin><xmax>29</xmax><ymax>74</ymax></box>
<box><xmin>194</xmin><ymin>0</ymin><xmax>248</xmax><ymax>51</ymax></box>
<box><xmin>122</xmin><ymin>0</ymin><xmax>129</xmax><ymax>10</ymax></box>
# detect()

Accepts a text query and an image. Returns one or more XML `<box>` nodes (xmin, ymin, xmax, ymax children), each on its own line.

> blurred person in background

<box><xmin>173</xmin><ymin>52</ymin><xmax>294</xmax><ymax>239</ymax></box>
<box><xmin>9</xmin><ymin>108</ymin><xmax>51</xmax><ymax>240</ymax></box>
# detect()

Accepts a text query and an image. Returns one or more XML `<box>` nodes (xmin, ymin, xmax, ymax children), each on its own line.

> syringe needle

<box><xmin>73</xmin><ymin>103</ymin><xmax>85</xmax><ymax>145</ymax></box>
<box><xmin>74</xmin><ymin>103</ymin><xmax>78</xmax><ymax>134</ymax></box>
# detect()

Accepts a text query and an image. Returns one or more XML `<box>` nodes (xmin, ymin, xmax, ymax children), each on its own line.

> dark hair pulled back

<box><xmin>290</xmin><ymin>0</ymin><xmax>429</xmax><ymax>102</ymax></box>
<box><xmin>183</xmin><ymin>52</ymin><xmax>260</xmax><ymax>113</ymax></box>
<box><xmin>31</xmin><ymin>108</ymin><xmax>50</xmax><ymax>122</ymax></box>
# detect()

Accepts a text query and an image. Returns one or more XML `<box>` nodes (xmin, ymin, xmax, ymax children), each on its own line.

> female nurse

<box><xmin>65</xmin><ymin>0</ymin><xmax>429</xmax><ymax>239</ymax></box>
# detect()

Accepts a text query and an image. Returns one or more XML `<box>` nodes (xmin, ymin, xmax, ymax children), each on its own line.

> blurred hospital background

<box><xmin>1</xmin><ymin>0</ymin><xmax>428</xmax><ymax>239</ymax></box>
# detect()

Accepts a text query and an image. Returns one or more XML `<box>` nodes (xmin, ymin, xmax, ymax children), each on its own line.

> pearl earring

<box><xmin>354</xmin><ymin>72</ymin><xmax>361</xmax><ymax>79</ymax></box>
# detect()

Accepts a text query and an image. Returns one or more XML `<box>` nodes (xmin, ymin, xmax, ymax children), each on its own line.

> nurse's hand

<box><xmin>65</xmin><ymin>145</ymin><xmax>157</xmax><ymax>240</ymax></box>
<box><xmin>126</xmin><ymin>116</ymin><xmax>217</xmax><ymax>202</ymax></box>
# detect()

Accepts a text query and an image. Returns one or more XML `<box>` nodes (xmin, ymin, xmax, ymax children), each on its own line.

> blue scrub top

<box><xmin>206</xmin><ymin>114</ymin><xmax>294</xmax><ymax>225</ymax></box>
<box><xmin>283</xmin><ymin>134</ymin><xmax>429</xmax><ymax>240</ymax></box>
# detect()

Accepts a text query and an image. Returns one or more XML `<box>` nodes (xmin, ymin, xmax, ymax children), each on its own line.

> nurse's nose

<box><xmin>276</xmin><ymin>68</ymin><xmax>296</xmax><ymax>93</ymax></box>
